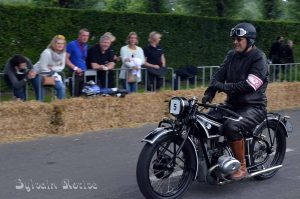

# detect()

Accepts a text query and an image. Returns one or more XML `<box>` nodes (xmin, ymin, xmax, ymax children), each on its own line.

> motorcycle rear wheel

<box><xmin>136</xmin><ymin>134</ymin><xmax>196</xmax><ymax>199</ymax></box>
<box><xmin>251</xmin><ymin>120</ymin><xmax>286</xmax><ymax>180</ymax></box>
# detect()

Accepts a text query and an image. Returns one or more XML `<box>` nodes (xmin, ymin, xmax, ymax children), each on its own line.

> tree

<box><xmin>216</xmin><ymin>0</ymin><xmax>225</xmax><ymax>17</ymax></box>
<box><xmin>105</xmin><ymin>0</ymin><xmax>130</xmax><ymax>11</ymax></box>
<box><xmin>32</xmin><ymin>0</ymin><xmax>100</xmax><ymax>9</ymax></box>
<box><xmin>261</xmin><ymin>0</ymin><xmax>283</xmax><ymax>20</ymax></box>
<box><xmin>174</xmin><ymin>0</ymin><xmax>243</xmax><ymax>18</ymax></box>
<box><xmin>285</xmin><ymin>0</ymin><xmax>300</xmax><ymax>21</ymax></box>
<box><xmin>142</xmin><ymin>0</ymin><xmax>169</xmax><ymax>13</ymax></box>
<box><xmin>104</xmin><ymin>0</ymin><xmax>169</xmax><ymax>13</ymax></box>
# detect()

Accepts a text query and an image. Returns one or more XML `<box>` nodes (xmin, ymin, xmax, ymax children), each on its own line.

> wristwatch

<box><xmin>73</xmin><ymin>66</ymin><xmax>78</xmax><ymax>71</ymax></box>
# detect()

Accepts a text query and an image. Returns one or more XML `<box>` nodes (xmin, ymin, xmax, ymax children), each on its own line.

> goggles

<box><xmin>230</xmin><ymin>28</ymin><xmax>247</xmax><ymax>37</ymax></box>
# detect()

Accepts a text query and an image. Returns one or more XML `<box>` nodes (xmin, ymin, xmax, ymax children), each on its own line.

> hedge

<box><xmin>0</xmin><ymin>4</ymin><xmax>299</xmax><ymax>70</ymax></box>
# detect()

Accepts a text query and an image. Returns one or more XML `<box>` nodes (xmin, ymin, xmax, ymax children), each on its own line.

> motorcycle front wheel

<box><xmin>136</xmin><ymin>134</ymin><xmax>196</xmax><ymax>199</ymax></box>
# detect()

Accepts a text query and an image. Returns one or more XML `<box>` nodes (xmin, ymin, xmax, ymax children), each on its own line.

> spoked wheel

<box><xmin>251</xmin><ymin>120</ymin><xmax>286</xmax><ymax>180</ymax></box>
<box><xmin>136</xmin><ymin>134</ymin><xmax>196</xmax><ymax>199</ymax></box>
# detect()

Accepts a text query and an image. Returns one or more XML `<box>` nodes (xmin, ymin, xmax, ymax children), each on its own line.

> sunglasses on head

<box><xmin>230</xmin><ymin>28</ymin><xmax>247</xmax><ymax>37</ymax></box>
<box><xmin>56</xmin><ymin>35</ymin><xmax>66</xmax><ymax>40</ymax></box>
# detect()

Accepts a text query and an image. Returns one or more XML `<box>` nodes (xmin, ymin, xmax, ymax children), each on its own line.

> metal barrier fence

<box><xmin>0</xmin><ymin>72</ymin><xmax>66</xmax><ymax>102</ymax></box>
<box><xmin>194</xmin><ymin>63</ymin><xmax>300</xmax><ymax>87</ymax></box>
<box><xmin>268</xmin><ymin>63</ymin><xmax>299</xmax><ymax>82</ymax></box>
<box><xmin>196</xmin><ymin>66</ymin><xmax>220</xmax><ymax>87</ymax></box>
<box><xmin>69</xmin><ymin>67</ymin><xmax>175</xmax><ymax>95</ymax></box>
<box><xmin>1</xmin><ymin>63</ymin><xmax>299</xmax><ymax>102</ymax></box>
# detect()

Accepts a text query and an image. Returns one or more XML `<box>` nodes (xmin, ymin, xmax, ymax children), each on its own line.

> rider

<box><xmin>202</xmin><ymin>23</ymin><xmax>268</xmax><ymax>180</ymax></box>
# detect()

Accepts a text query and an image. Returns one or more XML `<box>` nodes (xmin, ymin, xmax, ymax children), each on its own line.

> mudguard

<box><xmin>142</xmin><ymin>127</ymin><xmax>199</xmax><ymax>180</ymax></box>
<box><xmin>267</xmin><ymin>118</ymin><xmax>289</xmax><ymax>137</ymax></box>
<box><xmin>142</xmin><ymin>127</ymin><xmax>173</xmax><ymax>144</ymax></box>
<box><xmin>252</xmin><ymin>117</ymin><xmax>289</xmax><ymax>137</ymax></box>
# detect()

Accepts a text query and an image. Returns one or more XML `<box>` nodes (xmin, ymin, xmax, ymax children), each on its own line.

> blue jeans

<box><xmin>31</xmin><ymin>75</ymin><xmax>65</xmax><ymax>101</ymax></box>
<box><xmin>13</xmin><ymin>87</ymin><xmax>26</xmax><ymax>101</ymax></box>
<box><xmin>121</xmin><ymin>79</ymin><xmax>137</xmax><ymax>93</ymax></box>
<box><xmin>128</xmin><ymin>83</ymin><xmax>137</xmax><ymax>93</ymax></box>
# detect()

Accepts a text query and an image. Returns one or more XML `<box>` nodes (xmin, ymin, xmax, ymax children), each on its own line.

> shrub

<box><xmin>0</xmin><ymin>5</ymin><xmax>299</xmax><ymax>69</ymax></box>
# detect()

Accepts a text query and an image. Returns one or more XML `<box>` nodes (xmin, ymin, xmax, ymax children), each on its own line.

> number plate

<box><xmin>170</xmin><ymin>99</ymin><xmax>181</xmax><ymax>115</ymax></box>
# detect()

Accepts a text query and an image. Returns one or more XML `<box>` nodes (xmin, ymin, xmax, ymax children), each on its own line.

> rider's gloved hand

<box><xmin>211</xmin><ymin>79</ymin><xmax>225</xmax><ymax>92</ymax></box>
<box><xmin>202</xmin><ymin>95</ymin><xmax>213</xmax><ymax>104</ymax></box>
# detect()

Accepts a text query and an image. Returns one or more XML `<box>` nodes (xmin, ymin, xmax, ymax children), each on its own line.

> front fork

<box><xmin>159</xmin><ymin>118</ymin><xmax>192</xmax><ymax>167</ymax></box>
<box><xmin>170</xmin><ymin>125</ymin><xmax>191</xmax><ymax>167</ymax></box>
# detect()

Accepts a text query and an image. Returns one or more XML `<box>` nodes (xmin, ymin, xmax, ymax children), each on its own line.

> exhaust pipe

<box><xmin>218</xmin><ymin>165</ymin><xmax>283</xmax><ymax>184</ymax></box>
<box><xmin>214</xmin><ymin>165</ymin><xmax>283</xmax><ymax>185</ymax></box>
<box><xmin>247</xmin><ymin>165</ymin><xmax>282</xmax><ymax>178</ymax></box>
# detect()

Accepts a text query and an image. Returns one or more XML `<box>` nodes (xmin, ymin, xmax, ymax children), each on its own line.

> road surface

<box><xmin>0</xmin><ymin>109</ymin><xmax>299</xmax><ymax>199</ymax></box>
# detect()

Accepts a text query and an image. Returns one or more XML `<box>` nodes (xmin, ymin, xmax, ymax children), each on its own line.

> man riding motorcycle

<box><xmin>202</xmin><ymin>22</ymin><xmax>268</xmax><ymax>180</ymax></box>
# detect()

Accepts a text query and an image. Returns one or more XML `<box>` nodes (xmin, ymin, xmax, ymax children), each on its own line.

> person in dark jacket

<box><xmin>143</xmin><ymin>31</ymin><xmax>166</xmax><ymax>91</ymax></box>
<box><xmin>4</xmin><ymin>55</ymin><xmax>36</xmax><ymax>100</ymax></box>
<box><xmin>202</xmin><ymin>23</ymin><xmax>268</xmax><ymax>180</ymax></box>
<box><xmin>269</xmin><ymin>36</ymin><xmax>284</xmax><ymax>64</ymax></box>
<box><xmin>269</xmin><ymin>36</ymin><xmax>284</xmax><ymax>80</ymax></box>
<box><xmin>280</xmin><ymin>40</ymin><xmax>294</xmax><ymax>64</ymax></box>
<box><xmin>86</xmin><ymin>35</ymin><xmax>115</xmax><ymax>88</ymax></box>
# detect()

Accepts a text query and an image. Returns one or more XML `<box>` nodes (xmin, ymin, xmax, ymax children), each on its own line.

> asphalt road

<box><xmin>0</xmin><ymin>109</ymin><xmax>299</xmax><ymax>199</ymax></box>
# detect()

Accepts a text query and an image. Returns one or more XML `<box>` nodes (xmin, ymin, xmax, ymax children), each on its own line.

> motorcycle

<box><xmin>136</xmin><ymin>96</ymin><xmax>293</xmax><ymax>199</ymax></box>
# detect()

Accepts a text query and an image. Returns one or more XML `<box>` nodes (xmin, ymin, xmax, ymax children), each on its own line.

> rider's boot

<box><xmin>229</xmin><ymin>139</ymin><xmax>247</xmax><ymax>180</ymax></box>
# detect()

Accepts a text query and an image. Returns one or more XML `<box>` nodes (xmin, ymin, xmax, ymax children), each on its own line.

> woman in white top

<box><xmin>119</xmin><ymin>32</ymin><xmax>145</xmax><ymax>93</ymax></box>
<box><xmin>32</xmin><ymin>35</ymin><xmax>66</xmax><ymax>101</ymax></box>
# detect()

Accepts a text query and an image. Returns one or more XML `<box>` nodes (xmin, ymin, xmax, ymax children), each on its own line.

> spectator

<box><xmin>143</xmin><ymin>31</ymin><xmax>166</xmax><ymax>91</ymax></box>
<box><xmin>269</xmin><ymin>36</ymin><xmax>284</xmax><ymax>63</ymax></box>
<box><xmin>87</xmin><ymin>35</ymin><xmax>115</xmax><ymax>88</ymax></box>
<box><xmin>104</xmin><ymin>32</ymin><xmax>120</xmax><ymax>63</ymax></box>
<box><xmin>66</xmin><ymin>28</ymin><xmax>90</xmax><ymax>97</ymax></box>
<box><xmin>4</xmin><ymin>55</ymin><xmax>36</xmax><ymax>101</ymax></box>
<box><xmin>269</xmin><ymin>36</ymin><xmax>284</xmax><ymax>80</ymax></box>
<box><xmin>103</xmin><ymin>32</ymin><xmax>116</xmax><ymax>43</ymax></box>
<box><xmin>280</xmin><ymin>40</ymin><xmax>294</xmax><ymax>64</ymax></box>
<box><xmin>32</xmin><ymin>35</ymin><xmax>67</xmax><ymax>101</ymax></box>
<box><xmin>119</xmin><ymin>32</ymin><xmax>145</xmax><ymax>93</ymax></box>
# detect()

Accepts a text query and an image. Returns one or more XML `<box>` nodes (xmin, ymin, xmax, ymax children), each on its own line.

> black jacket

<box><xmin>269</xmin><ymin>41</ymin><xmax>282</xmax><ymax>60</ymax></box>
<box><xmin>4</xmin><ymin>57</ymin><xmax>32</xmax><ymax>89</ymax></box>
<box><xmin>204</xmin><ymin>47</ymin><xmax>268</xmax><ymax>107</ymax></box>
<box><xmin>279</xmin><ymin>44</ymin><xmax>294</xmax><ymax>64</ymax></box>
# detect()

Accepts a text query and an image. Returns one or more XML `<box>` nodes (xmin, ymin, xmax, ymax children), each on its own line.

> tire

<box><xmin>251</xmin><ymin>119</ymin><xmax>286</xmax><ymax>180</ymax></box>
<box><xmin>136</xmin><ymin>134</ymin><xmax>196</xmax><ymax>199</ymax></box>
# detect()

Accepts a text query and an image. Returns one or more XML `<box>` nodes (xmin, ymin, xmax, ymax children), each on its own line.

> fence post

<box><xmin>144</xmin><ymin>69</ymin><xmax>147</xmax><ymax>92</ymax></box>
<box><xmin>105</xmin><ymin>71</ymin><xmax>109</xmax><ymax>88</ymax></box>
<box><xmin>115</xmin><ymin>69</ymin><xmax>119</xmax><ymax>88</ymax></box>
<box><xmin>72</xmin><ymin>72</ymin><xmax>75</xmax><ymax>97</ymax></box>
<box><xmin>202</xmin><ymin>68</ymin><xmax>205</xmax><ymax>87</ymax></box>
<box><xmin>0</xmin><ymin>73</ymin><xmax>2</xmax><ymax>102</ymax></box>
<box><xmin>296</xmin><ymin>64</ymin><xmax>298</xmax><ymax>81</ymax></box>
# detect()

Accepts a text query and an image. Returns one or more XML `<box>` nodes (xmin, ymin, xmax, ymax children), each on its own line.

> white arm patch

<box><xmin>246</xmin><ymin>74</ymin><xmax>263</xmax><ymax>91</ymax></box>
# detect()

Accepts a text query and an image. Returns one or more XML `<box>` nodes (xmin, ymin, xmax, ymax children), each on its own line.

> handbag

<box><xmin>146</xmin><ymin>67</ymin><xmax>167</xmax><ymax>78</ymax></box>
<box><xmin>127</xmin><ymin>70</ymin><xmax>138</xmax><ymax>83</ymax></box>
<box><xmin>42</xmin><ymin>76</ymin><xmax>56</xmax><ymax>86</ymax></box>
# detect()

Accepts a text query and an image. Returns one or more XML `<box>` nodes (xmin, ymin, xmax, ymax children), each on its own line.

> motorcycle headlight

<box><xmin>169</xmin><ymin>97</ymin><xmax>189</xmax><ymax>117</ymax></box>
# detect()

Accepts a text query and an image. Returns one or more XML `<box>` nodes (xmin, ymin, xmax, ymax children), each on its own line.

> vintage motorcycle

<box><xmin>136</xmin><ymin>96</ymin><xmax>293</xmax><ymax>199</ymax></box>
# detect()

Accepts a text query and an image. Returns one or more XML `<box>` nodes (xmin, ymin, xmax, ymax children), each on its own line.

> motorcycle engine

<box><xmin>217</xmin><ymin>155</ymin><xmax>240</xmax><ymax>175</ymax></box>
